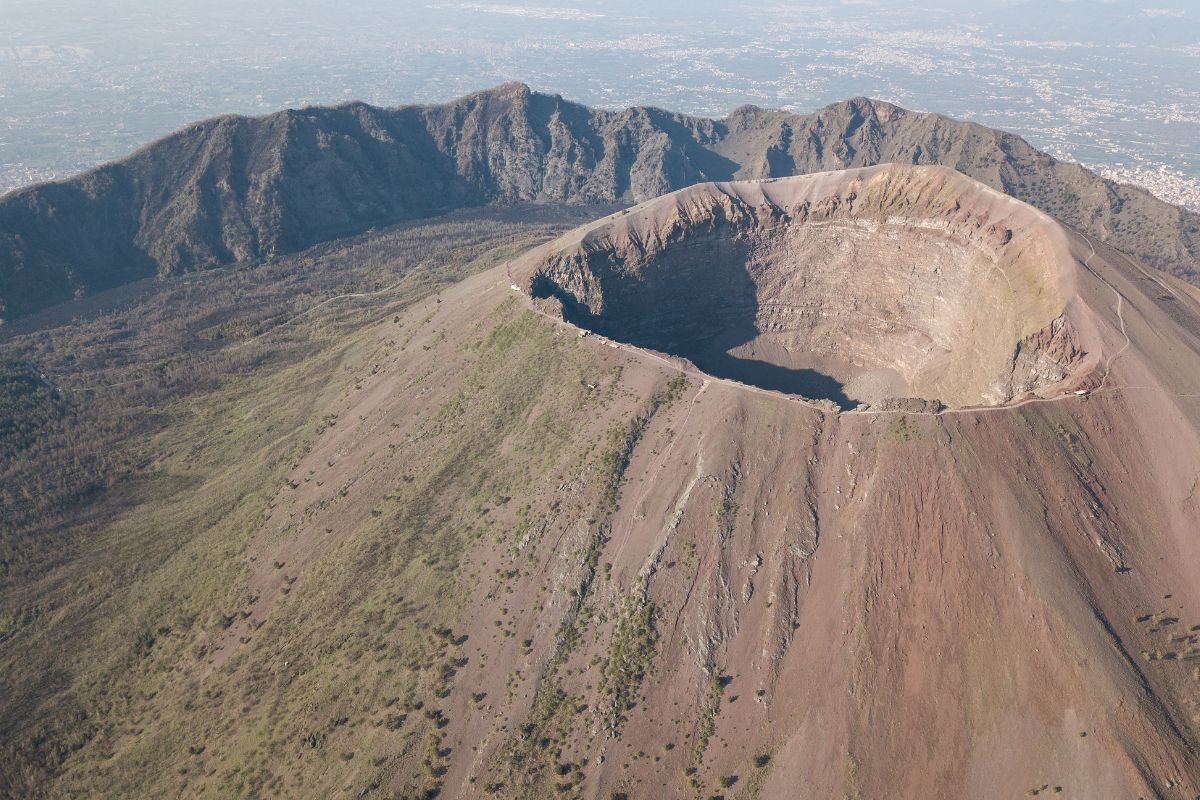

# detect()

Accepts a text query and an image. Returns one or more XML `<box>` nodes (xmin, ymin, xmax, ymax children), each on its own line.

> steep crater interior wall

<box><xmin>532</xmin><ymin>213</ymin><xmax>1080</xmax><ymax>410</ymax></box>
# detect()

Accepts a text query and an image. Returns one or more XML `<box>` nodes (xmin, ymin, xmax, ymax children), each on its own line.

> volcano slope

<box><xmin>4</xmin><ymin>166</ymin><xmax>1200</xmax><ymax>799</ymax></box>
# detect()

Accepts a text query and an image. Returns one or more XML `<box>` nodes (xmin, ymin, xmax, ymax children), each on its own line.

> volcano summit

<box><xmin>515</xmin><ymin>165</ymin><xmax>1097</xmax><ymax>411</ymax></box>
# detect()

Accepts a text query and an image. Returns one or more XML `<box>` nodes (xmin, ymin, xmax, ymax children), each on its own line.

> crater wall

<box><xmin>517</xmin><ymin>165</ymin><xmax>1089</xmax><ymax>409</ymax></box>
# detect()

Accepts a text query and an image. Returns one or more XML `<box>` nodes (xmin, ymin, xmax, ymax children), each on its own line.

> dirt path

<box><xmin>1077</xmin><ymin>232</ymin><xmax>1132</xmax><ymax>391</ymax></box>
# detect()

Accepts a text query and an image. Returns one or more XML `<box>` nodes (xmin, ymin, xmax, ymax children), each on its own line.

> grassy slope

<box><xmin>0</xmin><ymin>206</ymin><xmax>630</xmax><ymax>797</ymax></box>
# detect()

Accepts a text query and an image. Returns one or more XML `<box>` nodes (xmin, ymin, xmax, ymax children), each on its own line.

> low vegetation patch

<box><xmin>598</xmin><ymin>595</ymin><xmax>658</xmax><ymax>732</ymax></box>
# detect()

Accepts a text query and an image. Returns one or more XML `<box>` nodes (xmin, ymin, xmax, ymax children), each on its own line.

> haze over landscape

<box><xmin>3</xmin><ymin>0</ymin><xmax>1200</xmax><ymax>207</ymax></box>
<box><xmin>3</xmin><ymin>2</ymin><xmax>1200</xmax><ymax>799</ymax></box>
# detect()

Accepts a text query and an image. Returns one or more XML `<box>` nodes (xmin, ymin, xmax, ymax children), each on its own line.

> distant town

<box><xmin>1086</xmin><ymin>163</ymin><xmax>1200</xmax><ymax>212</ymax></box>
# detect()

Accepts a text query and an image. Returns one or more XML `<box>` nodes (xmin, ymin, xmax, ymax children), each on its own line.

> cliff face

<box><xmin>1</xmin><ymin>82</ymin><xmax>1198</xmax><ymax>320</ymax></box>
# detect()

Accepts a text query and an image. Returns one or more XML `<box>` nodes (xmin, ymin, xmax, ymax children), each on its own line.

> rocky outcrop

<box><xmin>1005</xmin><ymin>315</ymin><xmax>1088</xmax><ymax>399</ymax></box>
<box><xmin>866</xmin><ymin>397</ymin><xmax>946</xmax><ymax>413</ymax></box>
<box><xmin>2</xmin><ymin>83</ymin><xmax>1198</xmax><ymax>321</ymax></box>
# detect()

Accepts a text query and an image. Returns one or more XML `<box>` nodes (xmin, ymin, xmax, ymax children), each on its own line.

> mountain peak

<box><xmin>819</xmin><ymin>95</ymin><xmax>900</xmax><ymax>118</ymax></box>
<box><xmin>473</xmin><ymin>80</ymin><xmax>534</xmax><ymax>101</ymax></box>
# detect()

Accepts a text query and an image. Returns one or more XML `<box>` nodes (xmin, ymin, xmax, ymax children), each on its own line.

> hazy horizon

<box><xmin>3</xmin><ymin>0</ymin><xmax>1199</xmax><ymax>207</ymax></box>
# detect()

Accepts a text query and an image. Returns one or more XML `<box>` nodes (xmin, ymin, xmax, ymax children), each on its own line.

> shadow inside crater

<box><xmin>685</xmin><ymin>350</ymin><xmax>854</xmax><ymax>410</ymax></box>
<box><xmin>529</xmin><ymin>236</ymin><xmax>855</xmax><ymax>409</ymax></box>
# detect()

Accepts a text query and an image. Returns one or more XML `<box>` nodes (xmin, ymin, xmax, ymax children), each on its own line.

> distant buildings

<box><xmin>1088</xmin><ymin>163</ymin><xmax>1200</xmax><ymax>212</ymax></box>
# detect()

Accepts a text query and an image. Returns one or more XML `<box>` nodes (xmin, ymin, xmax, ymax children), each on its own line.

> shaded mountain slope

<box><xmin>2</xmin><ymin>83</ymin><xmax>1199</xmax><ymax>320</ymax></box>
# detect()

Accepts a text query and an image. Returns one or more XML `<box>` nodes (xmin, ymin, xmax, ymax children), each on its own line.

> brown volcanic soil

<box><xmin>228</xmin><ymin>169</ymin><xmax>1200</xmax><ymax>797</ymax></box>
<box><xmin>514</xmin><ymin>165</ymin><xmax>1099</xmax><ymax>410</ymax></box>
<box><xmin>7</xmin><ymin>172</ymin><xmax>1200</xmax><ymax>799</ymax></box>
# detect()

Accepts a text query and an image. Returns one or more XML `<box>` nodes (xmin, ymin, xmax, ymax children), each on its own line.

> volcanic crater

<box><xmin>515</xmin><ymin>164</ymin><xmax>1093</xmax><ymax>410</ymax></box>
